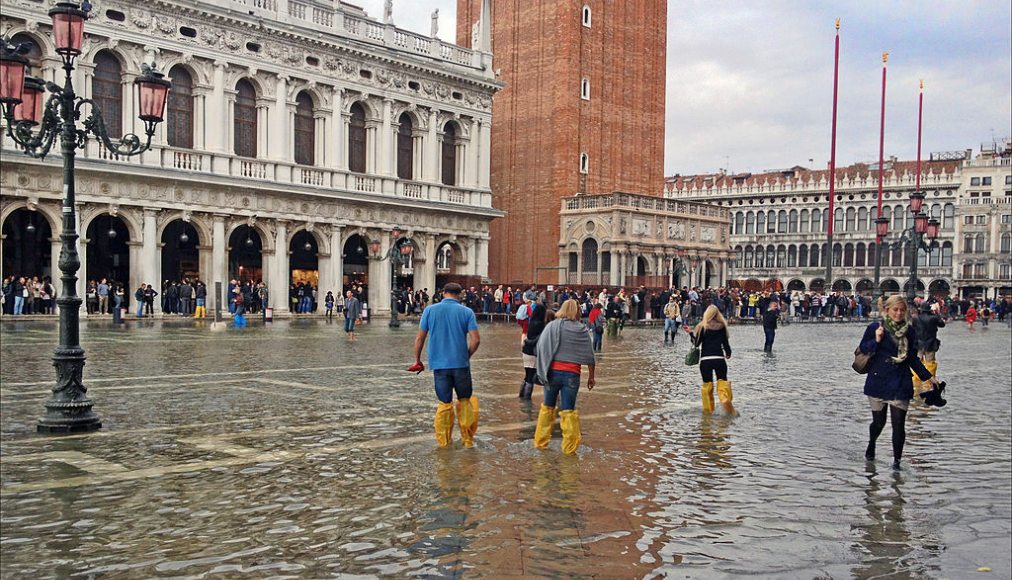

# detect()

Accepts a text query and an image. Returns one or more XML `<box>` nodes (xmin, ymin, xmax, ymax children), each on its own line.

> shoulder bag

<box><xmin>684</xmin><ymin>330</ymin><xmax>701</xmax><ymax>366</ymax></box>
<box><xmin>852</xmin><ymin>347</ymin><xmax>871</xmax><ymax>374</ymax></box>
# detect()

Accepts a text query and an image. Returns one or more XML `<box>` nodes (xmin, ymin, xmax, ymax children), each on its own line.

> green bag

<box><xmin>684</xmin><ymin>345</ymin><xmax>700</xmax><ymax>366</ymax></box>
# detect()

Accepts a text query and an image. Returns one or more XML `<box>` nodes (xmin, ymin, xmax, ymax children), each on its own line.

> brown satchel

<box><xmin>852</xmin><ymin>347</ymin><xmax>872</xmax><ymax>374</ymax></box>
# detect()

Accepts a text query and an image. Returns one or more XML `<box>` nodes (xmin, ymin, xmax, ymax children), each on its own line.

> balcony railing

<box><xmin>563</xmin><ymin>192</ymin><xmax>729</xmax><ymax>219</ymax></box>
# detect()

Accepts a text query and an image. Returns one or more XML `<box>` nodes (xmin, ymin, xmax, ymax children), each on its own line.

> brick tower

<box><xmin>457</xmin><ymin>0</ymin><xmax>667</xmax><ymax>284</ymax></box>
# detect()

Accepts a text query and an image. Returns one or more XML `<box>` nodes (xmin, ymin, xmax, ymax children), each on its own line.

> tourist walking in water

<box><xmin>519</xmin><ymin>295</ymin><xmax>548</xmax><ymax>400</ymax></box>
<box><xmin>762</xmin><ymin>299</ymin><xmax>780</xmax><ymax>353</ymax></box>
<box><xmin>965</xmin><ymin>303</ymin><xmax>978</xmax><ymax>329</ymax></box>
<box><xmin>343</xmin><ymin>290</ymin><xmax>362</xmax><ymax>341</ymax></box>
<box><xmin>912</xmin><ymin>302</ymin><xmax>945</xmax><ymax>390</ymax></box>
<box><xmin>663</xmin><ymin>295</ymin><xmax>681</xmax><ymax>344</ymax></box>
<box><xmin>685</xmin><ymin>305</ymin><xmax>736</xmax><ymax>416</ymax></box>
<box><xmin>411</xmin><ymin>283</ymin><xmax>481</xmax><ymax>448</ymax></box>
<box><xmin>534</xmin><ymin>299</ymin><xmax>596</xmax><ymax>454</ymax></box>
<box><xmin>858</xmin><ymin>295</ymin><xmax>937</xmax><ymax>470</ymax></box>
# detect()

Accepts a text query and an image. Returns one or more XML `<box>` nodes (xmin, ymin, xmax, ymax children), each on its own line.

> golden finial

<box><xmin>920</xmin><ymin>79</ymin><xmax>924</xmax><ymax>91</ymax></box>
<box><xmin>882</xmin><ymin>51</ymin><xmax>889</xmax><ymax>64</ymax></box>
<box><xmin>835</xmin><ymin>18</ymin><xmax>840</xmax><ymax>31</ymax></box>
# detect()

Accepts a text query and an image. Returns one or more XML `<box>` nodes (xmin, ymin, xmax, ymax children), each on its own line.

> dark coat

<box><xmin>913</xmin><ymin>313</ymin><xmax>945</xmax><ymax>352</ymax></box>
<box><xmin>859</xmin><ymin>321</ymin><xmax>932</xmax><ymax>401</ymax></box>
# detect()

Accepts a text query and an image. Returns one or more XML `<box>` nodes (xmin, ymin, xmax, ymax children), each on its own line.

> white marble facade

<box><xmin>0</xmin><ymin>0</ymin><xmax>500</xmax><ymax>315</ymax></box>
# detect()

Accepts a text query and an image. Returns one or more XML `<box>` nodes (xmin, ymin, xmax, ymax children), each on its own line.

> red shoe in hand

<box><xmin>407</xmin><ymin>362</ymin><xmax>425</xmax><ymax>374</ymax></box>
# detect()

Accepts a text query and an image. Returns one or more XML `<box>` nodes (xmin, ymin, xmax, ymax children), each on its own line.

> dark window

<box><xmin>233</xmin><ymin>80</ymin><xmax>257</xmax><ymax>158</ymax></box>
<box><xmin>166</xmin><ymin>66</ymin><xmax>193</xmax><ymax>149</ymax></box>
<box><xmin>799</xmin><ymin>245</ymin><xmax>808</xmax><ymax>266</ymax></box>
<box><xmin>305</xmin><ymin>56</ymin><xmax>319</xmax><ymax>67</ymax></box>
<box><xmin>581</xmin><ymin>239</ymin><xmax>598</xmax><ymax>272</ymax></box>
<box><xmin>359</xmin><ymin>69</ymin><xmax>372</xmax><ymax>79</ymax></box>
<box><xmin>348</xmin><ymin>103</ymin><xmax>366</xmax><ymax>173</ymax></box>
<box><xmin>179</xmin><ymin>26</ymin><xmax>197</xmax><ymax>38</ymax></box>
<box><xmin>441</xmin><ymin>122</ymin><xmax>457</xmax><ymax>186</ymax></box>
<box><xmin>408</xmin><ymin>81</ymin><xmax>420</xmax><ymax>91</ymax></box>
<box><xmin>246</xmin><ymin>42</ymin><xmax>261</xmax><ymax>53</ymax></box>
<box><xmin>106</xmin><ymin>10</ymin><xmax>126</xmax><ymax>21</ymax></box>
<box><xmin>294</xmin><ymin>91</ymin><xmax>314</xmax><ymax>165</ymax></box>
<box><xmin>396</xmin><ymin>113</ymin><xmax>413</xmax><ymax>180</ymax></box>
<box><xmin>92</xmin><ymin>51</ymin><xmax>122</xmax><ymax>138</ymax></box>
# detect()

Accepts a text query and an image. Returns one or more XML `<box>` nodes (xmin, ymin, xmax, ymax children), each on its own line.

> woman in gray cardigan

<box><xmin>534</xmin><ymin>299</ymin><xmax>597</xmax><ymax>454</ymax></box>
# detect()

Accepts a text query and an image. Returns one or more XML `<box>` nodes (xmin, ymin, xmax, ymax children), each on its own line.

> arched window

<box><xmin>881</xmin><ymin>206</ymin><xmax>892</xmax><ymax>235</ymax></box>
<box><xmin>754</xmin><ymin>245</ymin><xmax>764</xmax><ymax>268</ymax></box>
<box><xmin>10</xmin><ymin>34</ymin><xmax>42</xmax><ymax>65</ymax></box>
<box><xmin>581</xmin><ymin>239</ymin><xmax>599</xmax><ymax>272</ymax></box>
<box><xmin>436</xmin><ymin>244</ymin><xmax>453</xmax><ymax>270</ymax></box>
<box><xmin>809</xmin><ymin>243</ymin><xmax>820</xmax><ymax>267</ymax></box>
<box><xmin>974</xmin><ymin>233</ymin><xmax>986</xmax><ymax>253</ymax></box>
<box><xmin>397</xmin><ymin>112</ymin><xmax>413</xmax><ymax>180</ymax></box>
<box><xmin>756</xmin><ymin>211</ymin><xmax>766</xmax><ymax>234</ymax></box>
<box><xmin>892</xmin><ymin>204</ymin><xmax>904</xmax><ymax>231</ymax></box>
<box><xmin>777</xmin><ymin>210</ymin><xmax>788</xmax><ymax>233</ymax></box>
<box><xmin>579</xmin><ymin>152</ymin><xmax>589</xmax><ymax>174</ymax></box>
<box><xmin>938</xmin><ymin>242</ymin><xmax>951</xmax><ymax>268</ymax></box>
<box><xmin>766</xmin><ymin>246</ymin><xmax>776</xmax><ymax>268</ymax></box>
<box><xmin>943</xmin><ymin>203</ymin><xmax>954</xmax><ymax>230</ymax></box>
<box><xmin>928</xmin><ymin>244</ymin><xmax>941</xmax><ymax>266</ymax></box>
<box><xmin>857</xmin><ymin>207</ymin><xmax>868</xmax><ymax>231</ymax></box>
<box><xmin>776</xmin><ymin>245</ymin><xmax>786</xmax><ymax>268</ymax></box>
<box><xmin>744</xmin><ymin>246</ymin><xmax>754</xmax><ymax>268</ymax></box>
<box><xmin>930</xmin><ymin>203</ymin><xmax>941</xmax><ymax>222</ymax></box>
<box><xmin>867</xmin><ymin>242</ymin><xmax>876</xmax><ymax>267</ymax></box>
<box><xmin>800</xmin><ymin>209</ymin><xmax>810</xmax><ymax>232</ymax></box>
<box><xmin>843</xmin><ymin>243</ymin><xmax>854</xmax><ymax>267</ymax></box>
<box><xmin>734</xmin><ymin>245</ymin><xmax>743</xmax><ymax>268</ymax></box>
<box><xmin>1001</xmin><ymin>233</ymin><xmax>1012</xmax><ymax>253</ymax></box>
<box><xmin>745</xmin><ymin>212</ymin><xmax>755</xmax><ymax>234</ymax></box>
<box><xmin>294</xmin><ymin>91</ymin><xmax>315</xmax><ymax>165</ymax></box>
<box><xmin>441</xmin><ymin>122</ymin><xmax>457</xmax><ymax>186</ymax></box>
<box><xmin>93</xmin><ymin>51</ymin><xmax>123</xmax><ymax>138</ymax></box>
<box><xmin>788</xmin><ymin>210</ymin><xmax>798</xmax><ymax>233</ymax></box>
<box><xmin>348</xmin><ymin>102</ymin><xmax>366</xmax><ymax>173</ymax></box>
<box><xmin>881</xmin><ymin>241</ymin><xmax>891</xmax><ymax>266</ymax></box>
<box><xmin>963</xmin><ymin>234</ymin><xmax>974</xmax><ymax>253</ymax></box>
<box><xmin>799</xmin><ymin>244</ymin><xmax>808</xmax><ymax>266</ymax></box>
<box><xmin>835</xmin><ymin>208</ymin><xmax>845</xmax><ymax>232</ymax></box>
<box><xmin>767</xmin><ymin>210</ymin><xmax>776</xmax><ymax>233</ymax></box>
<box><xmin>734</xmin><ymin>212</ymin><xmax>744</xmax><ymax>235</ymax></box>
<box><xmin>582</xmin><ymin>4</ymin><xmax>592</xmax><ymax>27</ymax></box>
<box><xmin>234</xmin><ymin>80</ymin><xmax>257</xmax><ymax>158</ymax></box>
<box><xmin>891</xmin><ymin>243</ymin><xmax>904</xmax><ymax>267</ymax></box>
<box><xmin>167</xmin><ymin>66</ymin><xmax>193</xmax><ymax>149</ymax></box>
<box><xmin>580</xmin><ymin>77</ymin><xmax>590</xmax><ymax>100</ymax></box>
<box><xmin>811</xmin><ymin>209</ymin><xmax>822</xmax><ymax>233</ymax></box>
<box><xmin>833</xmin><ymin>243</ymin><xmax>843</xmax><ymax>267</ymax></box>
<box><xmin>855</xmin><ymin>242</ymin><xmax>866</xmax><ymax>267</ymax></box>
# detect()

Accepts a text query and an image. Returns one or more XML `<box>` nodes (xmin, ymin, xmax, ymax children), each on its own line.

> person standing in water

<box><xmin>685</xmin><ymin>305</ymin><xmax>736</xmax><ymax>416</ymax></box>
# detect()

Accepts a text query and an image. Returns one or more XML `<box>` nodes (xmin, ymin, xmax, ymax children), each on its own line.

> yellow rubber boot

<box><xmin>912</xmin><ymin>366</ymin><xmax>923</xmax><ymax>391</ymax></box>
<box><xmin>923</xmin><ymin>360</ymin><xmax>938</xmax><ymax>380</ymax></box>
<box><xmin>701</xmin><ymin>382</ymin><xmax>715</xmax><ymax>414</ymax></box>
<box><xmin>534</xmin><ymin>405</ymin><xmax>555</xmax><ymax>448</ymax></box>
<box><xmin>559</xmin><ymin>410</ymin><xmax>582</xmax><ymax>455</ymax></box>
<box><xmin>434</xmin><ymin>402</ymin><xmax>455</xmax><ymax>447</ymax></box>
<box><xmin>716</xmin><ymin>380</ymin><xmax>737</xmax><ymax>416</ymax></box>
<box><xmin>456</xmin><ymin>397</ymin><xmax>479</xmax><ymax>448</ymax></box>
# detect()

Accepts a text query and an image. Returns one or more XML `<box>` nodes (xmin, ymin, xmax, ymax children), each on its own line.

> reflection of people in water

<box><xmin>415</xmin><ymin>449</ymin><xmax>481</xmax><ymax>573</ymax></box>
<box><xmin>852</xmin><ymin>468</ymin><xmax>917</xmax><ymax>577</ymax></box>
<box><xmin>695</xmin><ymin>414</ymin><xmax>733</xmax><ymax>470</ymax></box>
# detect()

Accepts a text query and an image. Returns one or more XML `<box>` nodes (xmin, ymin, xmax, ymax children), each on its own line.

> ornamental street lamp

<box><xmin>382</xmin><ymin>230</ymin><xmax>414</xmax><ymax>328</ymax></box>
<box><xmin>871</xmin><ymin>190</ymin><xmax>941</xmax><ymax>308</ymax></box>
<box><xmin>0</xmin><ymin>2</ymin><xmax>170</xmax><ymax>433</ymax></box>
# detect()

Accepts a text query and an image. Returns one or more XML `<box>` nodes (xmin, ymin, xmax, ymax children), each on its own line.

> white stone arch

<box><xmin>392</xmin><ymin>104</ymin><xmax>427</xmax><ymax>131</ymax></box>
<box><xmin>156</xmin><ymin>211</ymin><xmax>212</xmax><ymax>246</ymax></box>
<box><xmin>84</xmin><ymin>43</ymin><xmax>139</xmax><ymax>72</ymax></box>
<box><xmin>289</xmin><ymin>83</ymin><xmax>328</xmax><ymax>110</ymax></box>
<box><xmin>6</xmin><ymin>28</ymin><xmax>55</xmax><ymax>62</ymax></box>
<box><xmin>0</xmin><ymin>199</ymin><xmax>61</xmax><ymax>237</ymax></box>
<box><xmin>161</xmin><ymin>59</ymin><xmax>208</xmax><ymax>88</ymax></box>
<box><xmin>233</xmin><ymin>75</ymin><xmax>268</xmax><ymax>98</ymax></box>
<box><xmin>343</xmin><ymin>95</ymin><xmax>381</xmax><ymax>120</ymax></box>
<box><xmin>439</xmin><ymin>116</ymin><xmax>470</xmax><ymax>139</ymax></box>
<box><xmin>224</xmin><ymin>220</ymin><xmax>275</xmax><ymax>253</ymax></box>
<box><xmin>433</xmin><ymin>236</ymin><xmax>467</xmax><ymax>268</ymax></box>
<box><xmin>286</xmin><ymin>226</ymin><xmax>329</xmax><ymax>255</ymax></box>
<box><xmin>80</xmin><ymin>205</ymin><xmax>142</xmax><ymax>242</ymax></box>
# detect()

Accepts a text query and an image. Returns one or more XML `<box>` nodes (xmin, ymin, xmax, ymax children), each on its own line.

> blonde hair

<box><xmin>694</xmin><ymin>305</ymin><xmax>729</xmax><ymax>336</ymax></box>
<box><xmin>882</xmin><ymin>294</ymin><xmax>909</xmax><ymax>319</ymax></box>
<box><xmin>556</xmin><ymin>299</ymin><xmax>581</xmax><ymax>321</ymax></box>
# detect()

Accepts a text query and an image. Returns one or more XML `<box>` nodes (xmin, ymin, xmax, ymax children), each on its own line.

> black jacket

<box><xmin>913</xmin><ymin>312</ymin><xmax>945</xmax><ymax>352</ymax></box>
<box><xmin>691</xmin><ymin>325</ymin><xmax>732</xmax><ymax>359</ymax></box>
<box><xmin>762</xmin><ymin>309</ymin><xmax>779</xmax><ymax>330</ymax></box>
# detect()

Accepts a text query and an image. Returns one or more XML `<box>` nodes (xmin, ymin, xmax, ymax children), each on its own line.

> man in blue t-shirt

<box><xmin>412</xmin><ymin>283</ymin><xmax>481</xmax><ymax>448</ymax></box>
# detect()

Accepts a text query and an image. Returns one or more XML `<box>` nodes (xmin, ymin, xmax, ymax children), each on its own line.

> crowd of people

<box><xmin>1</xmin><ymin>275</ymin><xmax>57</xmax><ymax>315</ymax></box>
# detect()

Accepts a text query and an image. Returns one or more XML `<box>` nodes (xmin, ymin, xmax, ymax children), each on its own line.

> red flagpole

<box><xmin>916</xmin><ymin>80</ymin><xmax>923</xmax><ymax>192</ymax></box>
<box><xmin>825</xmin><ymin>19</ymin><xmax>840</xmax><ymax>289</ymax></box>
<box><xmin>876</xmin><ymin>52</ymin><xmax>888</xmax><ymax>221</ymax></box>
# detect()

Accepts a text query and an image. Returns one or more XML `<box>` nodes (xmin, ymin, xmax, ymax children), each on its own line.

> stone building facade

<box><xmin>456</xmin><ymin>0</ymin><xmax>667</xmax><ymax>285</ymax></box>
<box><xmin>1</xmin><ymin>0</ymin><xmax>501</xmax><ymax>316</ymax></box>
<box><xmin>559</xmin><ymin>193</ymin><xmax>731</xmax><ymax>289</ymax></box>
<box><xmin>953</xmin><ymin>141</ymin><xmax>1012</xmax><ymax>300</ymax></box>
<box><xmin>666</xmin><ymin>158</ymin><xmax>962</xmax><ymax>297</ymax></box>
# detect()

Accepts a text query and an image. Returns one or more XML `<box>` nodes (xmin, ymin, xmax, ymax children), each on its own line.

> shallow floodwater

<box><xmin>1</xmin><ymin>317</ymin><xmax>1010</xmax><ymax>578</ymax></box>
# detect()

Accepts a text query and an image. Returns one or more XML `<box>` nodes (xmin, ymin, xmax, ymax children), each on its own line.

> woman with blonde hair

<box><xmin>858</xmin><ymin>294</ymin><xmax>937</xmax><ymax>469</ymax></box>
<box><xmin>685</xmin><ymin>305</ymin><xmax>735</xmax><ymax>415</ymax></box>
<box><xmin>534</xmin><ymin>299</ymin><xmax>596</xmax><ymax>453</ymax></box>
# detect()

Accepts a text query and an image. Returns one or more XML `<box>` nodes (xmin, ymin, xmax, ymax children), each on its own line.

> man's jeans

<box><xmin>764</xmin><ymin>327</ymin><xmax>776</xmax><ymax>351</ymax></box>
<box><xmin>544</xmin><ymin>369</ymin><xmax>581</xmax><ymax>411</ymax></box>
<box><xmin>664</xmin><ymin>318</ymin><xmax>678</xmax><ymax>336</ymax></box>
<box><xmin>13</xmin><ymin>296</ymin><xmax>24</xmax><ymax>315</ymax></box>
<box><xmin>433</xmin><ymin>367</ymin><xmax>473</xmax><ymax>403</ymax></box>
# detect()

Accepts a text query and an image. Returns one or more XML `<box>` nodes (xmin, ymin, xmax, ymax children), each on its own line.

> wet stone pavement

<box><xmin>1</xmin><ymin>317</ymin><xmax>1010</xmax><ymax>578</ymax></box>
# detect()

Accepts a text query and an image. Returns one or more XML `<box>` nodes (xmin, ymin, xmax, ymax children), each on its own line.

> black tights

<box><xmin>524</xmin><ymin>367</ymin><xmax>536</xmax><ymax>384</ymax></box>
<box><xmin>867</xmin><ymin>405</ymin><xmax>907</xmax><ymax>462</ymax></box>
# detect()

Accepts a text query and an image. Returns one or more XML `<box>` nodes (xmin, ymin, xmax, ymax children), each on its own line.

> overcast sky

<box><xmin>358</xmin><ymin>1</ymin><xmax>1012</xmax><ymax>176</ymax></box>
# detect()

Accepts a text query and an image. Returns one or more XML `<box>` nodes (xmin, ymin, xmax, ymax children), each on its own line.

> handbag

<box><xmin>852</xmin><ymin>347</ymin><xmax>871</xmax><ymax>374</ymax></box>
<box><xmin>684</xmin><ymin>345</ymin><xmax>700</xmax><ymax>366</ymax></box>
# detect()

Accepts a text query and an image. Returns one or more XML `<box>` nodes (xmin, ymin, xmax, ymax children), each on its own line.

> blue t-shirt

<box><xmin>419</xmin><ymin>297</ymin><xmax>478</xmax><ymax>370</ymax></box>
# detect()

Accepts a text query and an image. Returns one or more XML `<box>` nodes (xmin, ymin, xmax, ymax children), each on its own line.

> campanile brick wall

<box><xmin>457</xmin><ymin>0</ymin><xmax>667</xmax><ymax>284</ymax></box>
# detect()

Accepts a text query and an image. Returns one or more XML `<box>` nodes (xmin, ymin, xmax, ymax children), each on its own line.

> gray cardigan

<box><xmin>535</xmin><ymin>319</ymin><xmax>596</xmax><ymax>384</ymax></box>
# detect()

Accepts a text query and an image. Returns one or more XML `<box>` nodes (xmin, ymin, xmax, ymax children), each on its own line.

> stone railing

<box><xmin>665</xmin><ymin>170</ymin><xmax>961</xmax><ymax>199</ymax></box>
<box><xmin>563</xmin><ymin>192</ymin><xmax>729</xmax><ymax>219</ymax></box>
<box><xmin>963</xmin><ymin>156</ymin><xmax>1012</xmax><ymax>168</ymax></box>
<box><xmin>226</xmin><ymin>0</ymin><xmax>485</xmax><ymax>71</ymax></box>
<box><xmin>959</xmin><ymin>196</ymin><xmax>1012</xmax><ymax>206</ymax></box>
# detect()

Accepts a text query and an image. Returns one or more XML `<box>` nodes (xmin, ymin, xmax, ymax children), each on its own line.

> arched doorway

<box><xmin>228</xmin><ymin>225</ymin><xmax>263</xmax><ymax>284</ymax></box>
<box><xmin>809</xmin><ymin>278</ymin><xmax>826</xmax><ymax>293</ymax></box>
<box><xmin>855</xmin><ymin>279</ymin><xmax>874</xmax><ymax>295</ymax></box>
<box><xmin>928</xmin><ymin>279</ymin><xmax>950</xmax><ymax>298</ymax></box>
<box><xmin>342</xmin><ymin>234</ymin><xmax>369</xmax><ymax>295</ymax></box>
<box><xmin>581</xmin><ymin>238</ymin><xmax>598</xmax><ymax>285</ymax></box>
<box><xmin>434</xmin><ymin>241</ymin><xmax>458</xmax><ymax>289</ymax></box>
<box><xmin>767</xmin><ymin>279</ymin><xmax>784</xmax><ymax>292</ymax></box>
<box><xmin>832</xmin><ymin>279</ymin><xmax>852</xmax><ymax>292</ymax></box>
<box><xmin>787</xmin><ymin>279</ymin><xmax>806</xmax><ymax>292</ymax></box>
<box><xmin>86</xmin><ymin>214</ymin><xmax>130</xmax><ymax>287</ymax></box>
<box><xmin>394</xmin><ymin>237</ymin><xmax>415</xmax><ymax>292</ymax></box>
<box><xmin>291</xmin><ymin>230</ymin><xmax>319</xmax><ymax>313</ymax></box>
<box><xmin>2</xmin><ymin>208</ymin><xmax>53</xmax><ymax>280</ymax></box>
<box><xmin>880</xmin><ymin>279</ymin><xmax>900</xmax><ymax>294</ymax></box>
<box><xmin>902</xmin><ymin>278</ymin><xmax>925</xmax><ymax>296</ymax></box>
<box><xmin>671</xmin><ymin>259</ymin><xmax>688</xmax><ymax>289</ymax></box>
<box><xmin>161</xmin><ymin>220</ymin><xmax>200</xmax><ymax>283</ymax></box>
<box><xmin>703</xmin><ymin>260</ymin><xmax>716</xmax><ymax>289</ymax></box>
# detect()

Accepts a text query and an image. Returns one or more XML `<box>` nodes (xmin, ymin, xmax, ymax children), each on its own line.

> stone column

<box><xmin>380</xmin><ymin>98</ymin><xmax>393</xmax><ymax>176</ymax></box>
<box><xmin>127</xmin><ymin>240</ymin><xmax>144</xmax><ymax>308</ymax></box>
<box><xmin>365</xmin><ymin>122</ymin><xmax>379</xmax><ymax>174</ymax></box>
<box><xmin>475</xmin><ymin>236</ymin><xmax>489</xmax><ymax>278</ymax></box>
<box><xmin>368</xmin><ymin>236</ymin><xmax>392</xmax><ymax>316</ymax></box>
<box><xmin>329</xmin><ymin>88</ymin><xmax>344</xmax><ymax>170</ymax></box>
<box><xmin>618</xmin><ymin>251</ymin><xmax>627</xmax><ymax>287</ymax></box>
<box><xmin>193</xmin><ymin>91</ymin><xmax>207</xmax><ymax>151</ymax></box>
<box><xmin>330</xmin><ymin>226</ymin><xmax>344</xmax><ymax>296</ymax></box>
<box><xmin>208</xmin><ymin>62</ymin><xmax>228</xmax><ymax>153</ymax></box>
<box><xmin>478</xmin><ymin>117</ymin><xmax>491</xmax><ymax>189</ymax></box>
<box><xmin>609</xmin><ymin>246</ymin><xmax>619</xmax><ymax>287</ymax></box>
<box><xmin>142</xmin><ymin>209</ymin><xmax>159</xmax><ymax>312</ymax></box>
<box><xmin>469</xmin><ymin>118</ymin><xmax>480</xmax><ymax>188</ymax></box>
<box><xmin>271</xmin><ymin>75</ymin><xmax>290</xmax><ymax>162</ymax></box>
<box><xmin>419</xmin><ymin>233</ymin><xmax>437</xmax><ymax>294</ymax></box>
<box><xmin>426</xmin><ymin>109</ymin><xmax>439</xmax><ymax>182</ymax></box>
<box><xmin>273</xmin><ymin>221</ymin><xmax>289</xmax><ymax>313</ymax></box>
<box><xmin>212</xmin><ymin>215</ymin><xmax>226</xmax><ymax>313</ymax></box>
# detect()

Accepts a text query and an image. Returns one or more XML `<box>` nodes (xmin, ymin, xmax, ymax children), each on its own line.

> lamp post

<box><xmin>371</xmin><ymin>229</ymin><xmax>414</xmax><ymax>328</ymax></box>
<box><xmin>871</xmin><ymin>190</ymin><xmax>940</xmax><ymax>308</ymax></box>
<box><xmin>0</xmin><ymin>2</ymin><xmax>170</xmax><ymax>433</ymax></box>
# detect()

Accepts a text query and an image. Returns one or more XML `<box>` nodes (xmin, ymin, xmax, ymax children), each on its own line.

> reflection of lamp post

<box><xmin>374</xmin><ymin>229</ymin><xmax>414</xmax><ymax>328</ymax></box>
<box><xmin>872</xmin><ymin>190</ymin><xmax>940</xmax><ymax>307</ymax></box>
<box><xmin>0</xmin><ymin>2</ymin><xmax>171</xmax><ymax>433</ymax></box>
